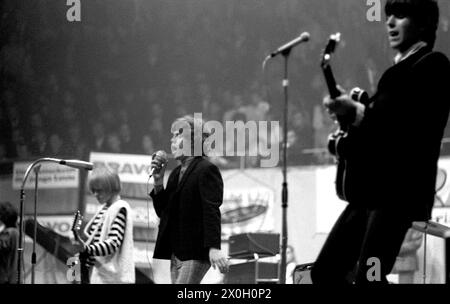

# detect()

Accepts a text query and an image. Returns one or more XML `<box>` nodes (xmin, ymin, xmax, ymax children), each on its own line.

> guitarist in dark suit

<box><xmin>311</xmin><ymin>0</ymin><xmax>450</xmax><ymax>284</ymax></box>
<box><xmin>150</xmin><ymin>115</ymin><xmax>229</xmax><ymax>284</ymax></box>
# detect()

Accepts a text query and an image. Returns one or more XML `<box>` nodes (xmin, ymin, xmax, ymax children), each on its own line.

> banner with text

<box><xmin>89</xmin><ymin>152</ymin><xmax>153</xmax><ymax>184</ymax></box>
<box><xmin>12</xmin><ymin>162</ymin><xmax>79</xmax><ymax>190</ymax></box>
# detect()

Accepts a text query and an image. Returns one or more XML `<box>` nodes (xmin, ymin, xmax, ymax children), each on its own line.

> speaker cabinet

<box><xmin>224</xmin><ymin>261</ymin><xmax>279</xmax><ymax>284</ymax></box>
<box><xmin>228</xmin><ymin>233</ymin><xmax>280</xmax><ymax>259</ymax></box>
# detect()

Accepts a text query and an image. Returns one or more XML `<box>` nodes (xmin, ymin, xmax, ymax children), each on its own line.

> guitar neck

<box><xmin>72</xmin><ymin>230</ymin><xmax>87</xmax><ymax>247</ymax></box>
<box><xmin>322</xmin><ymin>63</ymin><xmax>351</xmax><ymax>128</ymax></box>
<box><xmin>71</xmin><ymin>210</ymin><xmax>87</xmax><ymax>247</ymax></box>
<box><xmin>323</xmin><ymin>65</ymin><xmax>341</xmax><ymax>99</ymax></box>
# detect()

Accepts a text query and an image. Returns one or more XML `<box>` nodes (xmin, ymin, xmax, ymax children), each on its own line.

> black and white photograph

<box><xmin>1</xmin><ymin>0</ymin><xmax>450</xmax><ymax>298</ymax></box>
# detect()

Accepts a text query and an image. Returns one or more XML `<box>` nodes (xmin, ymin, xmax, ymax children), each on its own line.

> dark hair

<box><xmin>385</xmin><ymin>0</ymin><xmax>439</xmax><ymax>49</ymax></box>
<box><xmin>0</xmin><ymin>201</ymin><xmax>18</xmax><ymax>228</ymax></box>
<box><xmin>88</xmin><ymin>167</ymin><xmax>121</xmax><ymax>196</ymax></box>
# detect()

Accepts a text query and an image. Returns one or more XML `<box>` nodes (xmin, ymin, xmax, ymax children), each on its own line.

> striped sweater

<box><xmin>85</xmin><ymin>205</ymin><xmax>127</xmax><ymax>267</ymax></box>
<box><xmin>83</xmin><ymin>199</ymin><xmax>135</xmax><ymax>283</ymax></box>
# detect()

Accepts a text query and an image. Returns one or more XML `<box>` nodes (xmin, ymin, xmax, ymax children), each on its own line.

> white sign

<box><xmin>435</xmin><ymin>157</ymin><xmax>450</xmax><ymax>208</ymax></box>
<box><xmin>221</xmin><ymin>187</ymin><xmax>275</xmax><ymax>238</ymax></box>
<box><xmin>12</xmin><ymin>162</ymin><xmax>79</xmax><ymax>190</ymax></box>
<box><xmin>36</xmin><ymin>215</ymin><xmax>75</xmax><ymax>238</ymax></box>
<box><xmin>89</xmin><ymin>152</ymin><xmax>153</xmax><ymax>184</ymax></box>
<box><xmin>316</xmin><ymin>166</ymin><xmax>347</xmax><ymax>233</ymax></box>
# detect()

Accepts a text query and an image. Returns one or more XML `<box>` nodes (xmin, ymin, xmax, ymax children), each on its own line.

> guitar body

<box><xmin>327</xmin><ymin>129</ymin><xmax>350</xmax><ymax>201</ymax></box>
<box><xmin>71</xmin><ymin>210</ymin><xmax>90</xmax><ymax>284</ymax></box>
<box><xmin>78</xmin><ymin>251</ymin><xmax>90</xmax><ymax>284</ymax></box>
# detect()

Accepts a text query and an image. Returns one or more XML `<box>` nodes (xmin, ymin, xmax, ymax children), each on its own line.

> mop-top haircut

<box><xmin>385</xmin><ymin>0</ymin><xmax>439</xmax><ymax>49</ymax></box>
<box><xmin>88</xmin><ymin>167</ymin><xmax>121</xmax><ymax>196</ymax></box>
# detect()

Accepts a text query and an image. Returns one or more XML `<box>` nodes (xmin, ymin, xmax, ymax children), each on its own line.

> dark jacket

<box><xmin>0</xmin><ymin>227</ymin><xmax>19</xmax><ymax>284</ymax></box>
<box><xmin>150</xmin><ymin>157</ymin><xmax>223</xmax><ymax>261</ymax></box>
<box><xmin>343</xmin><ymin>48</ymin><xmax>450</xmax><ymax>220</ymax></box>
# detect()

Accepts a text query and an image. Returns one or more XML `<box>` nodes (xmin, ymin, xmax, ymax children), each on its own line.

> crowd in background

<box><xmin>1</xmin><ymin>0</ymin><xmax>450</xmax><ymax>171</ymax></box>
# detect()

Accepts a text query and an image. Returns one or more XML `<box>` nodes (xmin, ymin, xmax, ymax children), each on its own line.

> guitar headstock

<box><xmin>321</xmin><ymin>32</ymin><xmax>341</xmax><ymax>69</ymax></box>
<box><xmin>71</xmin><ymin>210</ymin><xmax>83</xmax><ymax>233</ymax></box>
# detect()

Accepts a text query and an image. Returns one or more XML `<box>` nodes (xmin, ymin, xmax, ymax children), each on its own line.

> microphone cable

<box><xmin>145</xmin><ymin>174</ymin><xmax>155</xmax><ymax>282</ymax></box>
<box><xmin>261</xmin><ymin>53</ymin><xmax>280</xmax><ymax>156</ymax></box>
<box><xmin>262</xmin><ymin>55</ymin><xmax>275</xmax><ymax>118</ymax></box>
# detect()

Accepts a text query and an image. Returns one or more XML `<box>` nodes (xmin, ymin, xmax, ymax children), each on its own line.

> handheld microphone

<box><xmin>269</xmin><ymin>32</ymin><xmax>310</xmax><ymax>58</ymax></box>
<box><xmin>149</xmin><ymin>150</ymin><xmax>168</xmax><ymax>177</ymax></box>
<box><xmin>58</xmin><ymin>159</ymin><xmax>93</xmax><ymax>170</ymax></box>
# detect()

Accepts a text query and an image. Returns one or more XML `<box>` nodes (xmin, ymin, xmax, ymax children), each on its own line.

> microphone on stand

<box><xmin>16</xmin><ymin>156</ymin><xmax>93</xmax><ymax>284</ymax></box>
<box><xmin>268</xmin><ymin>32</ymin><xmax>310</xmax><ymax>58</ymax></box>
<box><xmin>58</xmin><ymin>159</ymin><xmax>94</xmax><ymax>170</ymax></box>
<box><xmin>149</xmin><ymin>150</ymin><xmax>168</xmax><ymax>177</ymax></box>
<box><xmin>263</xmin><ymin>31</ymin><xmax>310</xmax><ymax>285</ymax></box>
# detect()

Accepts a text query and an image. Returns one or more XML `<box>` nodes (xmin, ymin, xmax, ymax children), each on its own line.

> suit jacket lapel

<box><xmin>175</xmin><ymin>157</ymin><xmax>202</xmax><ymax>195</ymax></box>
<box><xmin>167</xmin><ymin>166</ymin><xmax>181</xmax><ymax>194</ymax></box>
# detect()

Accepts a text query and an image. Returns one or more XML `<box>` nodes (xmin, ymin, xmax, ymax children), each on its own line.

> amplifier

<box><xmin>228</xmin><ymin>233</ymin><xmax>280</xmax><ymax>259</ymax></box>
<box><xmin>224</xmin><ymin>261</ymin><xmax>279</xmax><ymax>284</ymax></box>
<box><xmin>293</xmin><ymin>263</ymin><xmax>314</xmax><ymax>284</ymax></box>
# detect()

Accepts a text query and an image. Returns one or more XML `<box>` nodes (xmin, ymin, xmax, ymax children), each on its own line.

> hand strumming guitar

<box><xmin>72</xmin><ymin>240</ymin><xmax>87</xmax><ymax>254</ymax></box>
<box><xmin>323</xmin><ymin>86</ymin><xmax>366</xmax><ymax>127</ymax></box>
<box><xmin>323</xmin><ymin>86</ymin><xmax>357</xmax><ymax>117</ymax></box>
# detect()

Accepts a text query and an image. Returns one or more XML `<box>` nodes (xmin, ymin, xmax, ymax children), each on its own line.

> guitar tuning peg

<box><xmin>331</xmin><ymin>32</ymin><xmax>341</xmax><ymax>42</ymax></box>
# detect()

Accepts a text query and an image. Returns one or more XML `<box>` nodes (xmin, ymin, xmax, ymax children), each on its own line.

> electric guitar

<box><xmin>320</xmin><ymin>33</ymin><xmax>368</xmax><ymax>201</ymax></box>
<box><xmin>71</xmin><ymin>210</ymin><xmax>90</xmax><ymax>284</ymax></box>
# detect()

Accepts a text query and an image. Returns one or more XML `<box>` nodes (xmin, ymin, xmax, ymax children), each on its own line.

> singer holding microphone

<box><xmin>150</xmin><ymin>115</ymin><xmax>229</xmax><ymax>284</ymax></box>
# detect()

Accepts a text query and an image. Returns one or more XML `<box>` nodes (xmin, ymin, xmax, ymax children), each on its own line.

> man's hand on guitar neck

<box><xmin>72</xmin><ymin>241</ymin><xmax>86</xmax><ymax>254</ymax></box>
<box><xmin>323</xmin><ymin>86</ymin><xmax>365</xmax><ymax>127</ymax></box>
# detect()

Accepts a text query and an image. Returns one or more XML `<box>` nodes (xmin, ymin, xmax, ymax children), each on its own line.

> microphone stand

<box><xmin>278</xmin><ymin>49</ymin><xmax>291</xmax><ymax>284</ymax></box>
<box><xmin>17</xmin><ymin>158</ymin><xmax>43</xmax><ymax>284</ymax></box>
<box><xmin>17</xmin><ymin>157</ymin><xmax>89</xmax><ymax>284</ymax></box>
<box><xmin>31</xmin><ymin>165</ymin><xmax>41</xmax><ymax>284</ymax></box>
